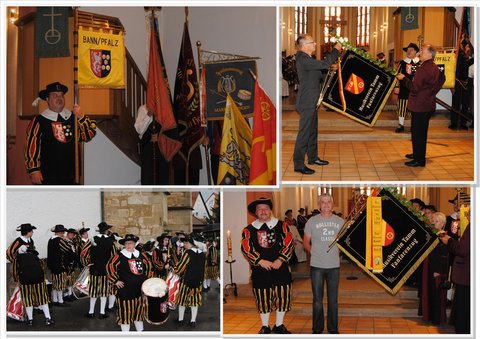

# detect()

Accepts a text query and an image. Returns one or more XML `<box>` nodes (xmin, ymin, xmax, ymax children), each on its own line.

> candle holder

<box><xmin>224</xmin><ymin>258</ymin><xmax>238</xmax><ymax>300</ymax></box>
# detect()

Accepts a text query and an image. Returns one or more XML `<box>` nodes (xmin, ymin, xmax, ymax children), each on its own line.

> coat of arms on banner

<box><xmin>336</xmin><ymin>188</ymin><xmax>438</xmax><ymax>294</ymax></box>
<box><xmin>321</xmin><ymin>50</ymin><xmax>397</xmax><ymax>127</ymax></box>
<box><xmin>90</xmin><ymin>49</ymin><xmax>111</xmax><ymax>78</ymax></box>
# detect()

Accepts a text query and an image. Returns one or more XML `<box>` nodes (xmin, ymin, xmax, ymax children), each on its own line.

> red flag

<box><xmin>249</xmin><ymin>81</ymin><xmax>276</xmax><ymax>185</ymax></box>
<box><xmin>146</xmin><ymin>18</ymin><xmax>181</xmax><ymax>161</ymax></box>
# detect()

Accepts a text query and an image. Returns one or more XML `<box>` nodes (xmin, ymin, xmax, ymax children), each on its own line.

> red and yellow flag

<box><xmin>249</xmin><ymin>81</ymin><xmax>276</xmax><ymax>185</ymax></box>
<box><xmin>146</xmin><ymin>18</ymin><xmax>181</xmax><ymax>161</ymax></box>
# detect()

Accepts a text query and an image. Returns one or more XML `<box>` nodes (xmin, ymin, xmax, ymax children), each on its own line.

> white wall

<box><xmin>222</xmin><ymin>191</ymin><xmax>250</xmax><ymax>285</ymax></box>
<box><xmin>6</xmin><ymin>190</ymin><xmax>102</xmax><ymax>259</ymax></box>
<box><xmin>85</xmin><ymin>129</ymin><xmax>140</xmax><ymax>185</ymax></box>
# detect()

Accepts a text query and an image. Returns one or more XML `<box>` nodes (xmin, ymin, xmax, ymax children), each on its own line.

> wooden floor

<box><xmin>223</xmin><ymin>262</ymin><xmax>456</xmax><ymax>335</ymax></box>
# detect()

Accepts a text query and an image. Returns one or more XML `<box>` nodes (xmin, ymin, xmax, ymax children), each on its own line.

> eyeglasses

<box><xmin>304</xmin><ymin>41</ymin><xmax>316</xmax><ymax>45</ymax></box>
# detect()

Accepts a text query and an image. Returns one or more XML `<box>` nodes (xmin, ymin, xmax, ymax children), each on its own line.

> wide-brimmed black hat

<box><xmin>403</xmin><ymin>42</ymin><xmax>420</xmax><ymax>53</ymax></box>
<box><xmin>157</xmin><ymin>232</ymin><xmax>172</xmax><ymax>243</ymax></box>
<box><xmin>186</xmin><ymin>233</ymin><xmax>205</xmax><ymax>246</ymax></box>
<box><xmin>119</xmin><ymin>234</ymin><xmax>139</xmax><ymax>245</ymax></box>
<box><xmin>247</xmin><ymin>197</ymin><xmax>273</xmax><ymax>215</ymax></box>
<box><xmin>51</xmin><ymin>224</ymin><xmax>68</xmax><ymax>232</ymax></box>
<box><xmin>67</xmin><ymin>228</ymin><xmax>77</xmax><ymax>234</ymax></box>
<box><xmin>298</xmin><ymin>208</ymin><xmax>305</xmax><ymax>213</ymax></box>
<box><xmin>409</xmin><ymin>198</ymin><xmax>426</xmax><ymax>209</ymax></box>
<box><xmin>285</xmin><ymin>209</ymin><xmax>293</xmax><ymax>216</ymax></box>
<box><xmin>39</xmin><ymin>82</ymin><xmax>68</xmax><ymax>100</ymax></box>
<box><xmin>376</xmin><ymin>52</ymin><xmax>385</xmax><ymax>58</ymax></box>
<box><xmin>142</xmin><ymin>240</ymin><xmax>155</xmax><ymax>252</ymax></box>
<box><xmin>79</xmin><ymin>227</ymin><xmax>90</xmax><ymax>235</ymax></box>
<box><xmin>97</xmin><ymin>222</ymin><xmax>113</xmax><ymax>233</ymax></box>
<box><xmin>16</xmin><ymin>223</ymin><xmax>37</xmax><ymax>232</ymax></box>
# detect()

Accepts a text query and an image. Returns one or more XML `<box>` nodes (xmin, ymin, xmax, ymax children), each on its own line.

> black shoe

<box><xmin>395</xmin><ymin>125</ymin><xmax>404</xmax><ymax>133</ymax></box>
<box><xmin>329</xmin><ymin>330</ymin><xmax>340</xmax><ymax>334</ymax></box>
<box><xmin>458</xmin><ymin>125</ymin><xmax>468</xmax><ymax>130</ymax></box>
<box><xmin>189</xmin><ymin>321</ymin><xmax>196</xmax><ymax>327</ymax></box>
<box><xmin>85</xmin><ymin>312</ymin><xmax>95</xmax><ymax>319</ymax></box>
<box><xmin>45</xmin><ymin>318</ymin><xmax>55</xmax><ymax>326</ymax></box>
<box><xmin>294</xmin><ymin>166</ymin><xmax>315</xmax><ymax>174</ymax></box>
<box><xmin>308</xmin><ymin>159</ymin><xmax>329</xmax><ymax>166</ymax></box>
<box><xmin>64</xmin><ymin>295</ymin><xmax>74</xmax><ymax>302</ymax></box>
<box><xmin>53</xmin><ymin>302</ymin><xmax>68</xmax><ymax>307</ymax></box>
<box><xmin>105</xmin><ymin>306</ymin><xmax>114</xmax><ymax>313</ymax></box>
<box><xmin>99</xmin><ymin>313</ymin><xmax>109</xmax><ymax>319</ymax></box>
<box><xmin>448</xmin><ymin>124</ymin><xmax>458</xmax><ymax>130</ymax></box>
<box><xmin>26</xmin><ymin>319</ymin><xmax>33</xmax><ymax>326</ymax></box>
<box><xmin>258</xmin><ymin>326</ymin><xmax>271</xmax><ymax>334</ymax></box>
<box><xmin>313</xmin><ymin>330</ymin><xmax>323</xmax><ymax>334</ymax></box>
<box><xmin>405</xmin><ymin>153</ymin><xmax>414</xmax><ymax>159</ymax></box>
<box><xmin>176</xmin><ymin>319</ymin><xmax>184</xmax><ymax>326</ymax></box>
<box><xmin>405</xmin><ymin>160</ymin><xmax>425</xmax><ymax>167</ymax></box>
<box><xmin>272</xmin><ymin>324</ymin><xmax>292</xmax><ymax>334</ymax></box>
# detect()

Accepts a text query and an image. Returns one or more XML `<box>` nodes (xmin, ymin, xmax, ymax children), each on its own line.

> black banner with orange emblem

<box><xmin>321</xmin><ymin>50</ymin><xmax>397</xmax><ymax>127</ymax></box>
<box><xmin>336</xmin><ymin>188</ymin><xmax>438</xmax><ymax>294</ymax></box>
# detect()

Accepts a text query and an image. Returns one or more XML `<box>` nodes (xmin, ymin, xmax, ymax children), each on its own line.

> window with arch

<box><xmin>356</xmin><ymin>6</ymin><xmax>370</xmax><ymax>47</ymax></box>
<box><xmin>324</xmin><ymin>7</ymin><xmax>343</xmax><ymax>43</ymax></box>
<box><xmin>294</xmin><ymin>6</ymin><xmax>308</xmax><ymax>42</ymax></box>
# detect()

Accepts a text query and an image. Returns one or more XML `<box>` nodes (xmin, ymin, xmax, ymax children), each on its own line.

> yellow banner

<box><xmin>434</xmin><ymin>50</ymin><xmax>457</xmax><ymax>89</ymax></box>
<box><xmin>366</xmin><ymin>196</ymin><xmax>384</xmax><ymax>272</ymax></box>
<box><xmin>78</xmin><ymin>28</ymin><xmax>125</xmax><ymax>88</ymax></box>
<box><xmin>459</xmin><ymin>205</ymin><xmax>470</xmax><ymax>236</ymax></box>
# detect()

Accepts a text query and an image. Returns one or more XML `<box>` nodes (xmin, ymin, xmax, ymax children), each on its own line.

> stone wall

<box><xmin>103</xmin><ymin>191</ymin><xmax>169</xmax><ymax>242</ymax></box>
<box><xmin>102</xmin><ymin>191</ymin><xmax>193</xmax><ymax>243</ymax></box>
<box><xmin>167</xmin><ymin>192</ymin><xmax>193</xmax><ymax>234</ymax></box>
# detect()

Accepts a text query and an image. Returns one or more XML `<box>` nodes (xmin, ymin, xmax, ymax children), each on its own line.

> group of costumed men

<box><xmin>7</xmin><ymin>222</ymin><xmax>220</xmax><ymax>331</ymax></box>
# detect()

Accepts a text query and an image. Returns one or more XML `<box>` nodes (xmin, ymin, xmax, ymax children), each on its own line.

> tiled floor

<box><xmin>223</xmin><ymin>263</ymin><xmax>456</xmax><ymax>335</ymax></box>
<box><xmin>282</xmin><ymin>139</ymin><xmax>475</xmax><ymax>182</ymax></box>
<box><xmin>223</xmin><ymin>313</ymin><xmax>454</xmax><ymax>335</ymax></box>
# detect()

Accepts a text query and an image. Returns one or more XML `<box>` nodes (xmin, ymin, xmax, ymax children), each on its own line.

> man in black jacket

<box><xmin>293</xmin><ymin>35</ymin><xmax>342</xmax><ymax>174</ymax></box>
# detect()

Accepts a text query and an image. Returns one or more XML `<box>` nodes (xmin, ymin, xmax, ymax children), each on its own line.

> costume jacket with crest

<box><xmin>106</xmin><ymin>249</ymin><xmax>153</xmax><ymax>300</ymax></box>
<box><xmin>25</xmin><ymin>109</ymin><xmax>96</xmax><ymax>184</ymax></box>
<box><xmin>241</xmin><ymin>218</ymin><xmax>294</xmax><ymax>288</ymax></box>
<box><xmin>398</xmin><ymin>57</ymin><xmax>419</xmax><ymax>99</ymax></box>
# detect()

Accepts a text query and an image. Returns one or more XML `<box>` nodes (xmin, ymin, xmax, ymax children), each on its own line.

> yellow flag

<box><xmin>217</xmin><ymin>94</ymin><xmax>252</xmax><ymax>185</ymax></box>
<box><xmin>78</xmin><ymin>28</ymin><xmax>125</xmax><ymax>88</ymax></box>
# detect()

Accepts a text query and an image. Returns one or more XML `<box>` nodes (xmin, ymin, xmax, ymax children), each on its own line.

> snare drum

<box><xmin>166</xmin><ymin>271</ymin><xmax>180</xmax><ymax>310</ymax></box>
<box><xmin>73</xmin><ymin>266</ymin><xmax>89</xmax><ymax>298</ymax></box>
<box><xmin>142</xmin><ymin>277</ymin><xmax>169</xmax><ymax>325</ymax></box>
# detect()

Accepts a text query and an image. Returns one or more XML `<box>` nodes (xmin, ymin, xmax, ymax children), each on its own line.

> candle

<box><xmin>227</xmin><ymin>230</ymin><xmax>232</xmax><ymax>261</ymax></box>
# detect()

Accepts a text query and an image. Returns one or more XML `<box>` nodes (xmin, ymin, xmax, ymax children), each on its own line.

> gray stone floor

<box><xmin>7</xmin><ymin>281</ymin><xmax>220</xmax><ymax>333</ymax></box>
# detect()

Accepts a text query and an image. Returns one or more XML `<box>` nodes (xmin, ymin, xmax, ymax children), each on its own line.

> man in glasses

<box><xmin>293</xmin><ymin>35</ymin><xmax>342</xmax><ymax>175</ymax></box>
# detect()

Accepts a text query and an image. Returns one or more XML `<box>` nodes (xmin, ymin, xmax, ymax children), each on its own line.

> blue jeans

<box><xmin>310</xmin><ymin>267</ymin><xmax>339</xmax><ymax>333</ymax></box>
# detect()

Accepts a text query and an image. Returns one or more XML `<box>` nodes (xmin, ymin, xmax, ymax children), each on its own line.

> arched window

<box><xmin>323</xmin><ymin>7</ymin><xmax>342</xmax><ymax>43</ymax></box>
<box><xmin>356</xmin><ymin>7</ymin><xmax>370</xmax><ymax>47</ymax></box>
<box><xmin>294</xmin><ymin>6</ymin><xmax>307</xmax><ymax>41</ymax></box>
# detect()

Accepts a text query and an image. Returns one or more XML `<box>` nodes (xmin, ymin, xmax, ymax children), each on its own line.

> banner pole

<box><xmin>197</xmin><ymin>40</ymin><xmax>212</xmax><ymax>185</ymax></box>
<box><xmin>73</xmin><ymin>7</ymin><xmax>80</xmax><ymax>184</ymax></box>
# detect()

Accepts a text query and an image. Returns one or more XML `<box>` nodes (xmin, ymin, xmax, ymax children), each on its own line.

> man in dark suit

<box><xmin>397</xmin><ymin>44</ymin><xmax>445</xmax><ymax>167</ymax></box>
<box><xmin>293</xmin><ymin>35</ymin><xmax>342</xmax><ymax>174</ymax></box>
<box><xmin>439</xmin><ymin>224</ymin><xmax>470</xmax><ymax>334</ymax></box>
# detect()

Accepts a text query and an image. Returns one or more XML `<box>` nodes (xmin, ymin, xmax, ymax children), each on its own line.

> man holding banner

<box><xmin>293</xmin><ymin>35</ymin><xmax>342</xmax><ymax>174</ymax></box>
<box><xmin>397</xmin><ymin>44</ymin><xmax>445</xmax><ymax>167</ymax></box>
<box><xmin>304</xmin><ymin>193</ymin><xmax>343</xmax><ymax>334</ymax></box>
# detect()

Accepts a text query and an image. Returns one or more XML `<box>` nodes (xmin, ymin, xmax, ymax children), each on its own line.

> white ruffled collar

<box><xmin>404</xmin><ymin>57</ymin><xmax>419</xmax><ymax>64</ymax></box>
<box><xmin>252</xmin><ymin>217</ymin><xmax>279</xmax><ymax>230</ymax></box>
<box><xmin>120</xmin><ymin>248</ymin><xmax>139</xmax><ymax>258</ymax></box>
<box><xmin>20</xmin><ymin>235</ymin><xmax>31</xmax><ymax>243</ymax></box>
<box><xmin>41</xmin><ymin>108</ymin><xmax>72</xmax><ymax>122</ymax></box>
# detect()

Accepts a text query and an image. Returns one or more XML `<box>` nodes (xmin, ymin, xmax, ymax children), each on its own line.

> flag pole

<box><xmin>197</xmin><ymin>40</ymin><xmax>212</xmax><ymax>185</ymax></box>
<box><xmin>73</xmin><ymin>7</ymin><xmax>80</xmax><ymax>184</ymax></box>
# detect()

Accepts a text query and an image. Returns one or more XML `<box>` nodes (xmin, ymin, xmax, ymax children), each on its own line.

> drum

<box><xmin>142</xmin><ymin>277</ymin><xmax>169</xmax><ymax>325</ymax></box>
<box><xmin>166</xmin><ymin>271</ymin><xmax>180</xmax><ymax>310</ymax></box>
<box><xmin>73</xmin><ymin>266</ymin><xmax>89</xmax><ymax>298</ymax></box>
